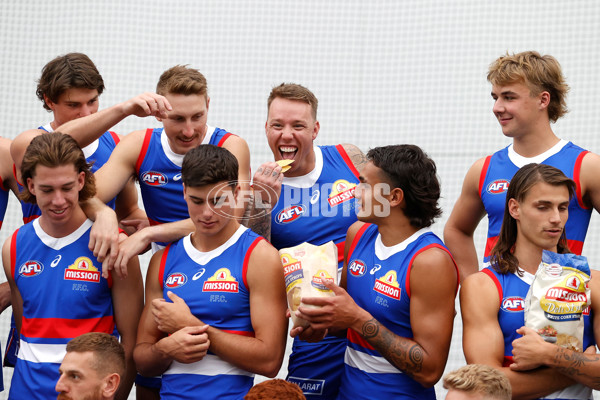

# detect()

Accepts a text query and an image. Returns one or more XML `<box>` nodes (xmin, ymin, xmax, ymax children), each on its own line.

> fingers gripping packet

<box><xmin>524</xmin><ymin>250</ymin><xmax>591</xmax><ymax>352</ymax></box>
<box><xmin>279</xmin><ymin>241</ymin><xmax>338</xmax><ymax>328</ymax></box>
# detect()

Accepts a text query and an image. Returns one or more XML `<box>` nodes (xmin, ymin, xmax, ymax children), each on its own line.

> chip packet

<box><xmin>279</xmin><ymin>241</ymin><xmax>338</xmax><ymax>328</ymax></box>
<box><xmin>524</xmin><ymin>250</ymin><xmax>591</xmax><ymax>352</ymax></box>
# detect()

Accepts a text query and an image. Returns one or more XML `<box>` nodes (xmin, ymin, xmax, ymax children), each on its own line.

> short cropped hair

<box><xmin>443</xmin><ymin>364</ymin><xmax>511</xmax><ymax>400</ymax></box>
<box><xmin>244</xmin><ymin>379</ymin><xmax>306</xmax><ymax>400</ymax></box>
<box><xmin>66</xmin><ymin>332</ymin><xmax>125</xmax><ymax>379</ymax></box>
<box><xmin>20</xmin><ymin>132</ymin><xmax>96</xmax><ymax>204</ymax></box>
<box><xmin>367</xmin><ymin>145</ymin><xmax>442</xmax><ymax>229</ymax></box>
<box><xmin>181</xmin><ymin>144</ymin><xmax>238</xmax><ymax>188</ymax></box>
<box><xmin>267</xmin><ymin>83</ymin><xmax>318</xmax><ymax>120</ymax></box>
<box><xmin>156</xmin><ymin>65</ymin><xmax>208</xmax><ymax>99</ymax></box>
<box><xmin>36</xmin><ymin>53</ymin><xmax>104</xmax><ymax>111</ymax></box>
<box><xmin>487</xmin><ymin>51</ymin><xmax>569</xmax><ymax>122</ymax></box>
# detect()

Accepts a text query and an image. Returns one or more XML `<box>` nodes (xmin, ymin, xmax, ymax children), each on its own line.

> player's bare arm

<box><xmin>2</xmin><ymin>237</ymin><xmax>23</xmax><ymax>334</ymax></box>
<box><xmin>444</xmin><ymin>157</ymin><xmax>487</xmax><ymax>281</ymax></box>
<box><xmin>10</xmin><ymin>129</ymin><xmax>45</xmax><ymax>183</ymax></box>
<box><xmin>134</xmin><ymin>250</ymin><xmax>210</xmax><ymax>377</ymax></box>
<box><xmin>461</xmin><ymin>272</ymin><xmax>575</xmax><ymax>399</ymax></box>
<box><xmin>341</xmin><ymin>143</ymin><xmax>367</xmax><ymax>173</ymax></box>
<box><xmin>247</xmin><ymin>161</ymin><xmax>284</xmax><ymax>240</ymax></box>
<box><xmin>110</xmin><ymin>254</ymin><xmax>144</xmax><ymax>400</ymax></box>
<box><xmin>57</xmin><ymin>92</ymin><xmax>171</xmax><ymax>148</ymax></box>
<box><xmin>578</xmin><ymin>152</ymin><xmax>600</xmax><ymax>213</ymax></box>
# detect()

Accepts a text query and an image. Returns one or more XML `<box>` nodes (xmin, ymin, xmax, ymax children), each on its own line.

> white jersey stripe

<box><xmin>164</xmin><ymin>354</ymin><xmax>254</xmax><ymax>377</ymax></box>
<box><xmin>344</xmin><ymin>346</ymin><xmax>401</xmax><ymax>374</ymax></box>
<box><xmin>18</xmin><ymin>340</ymin><xmax>66</xmax><ymax>364</ymax></box>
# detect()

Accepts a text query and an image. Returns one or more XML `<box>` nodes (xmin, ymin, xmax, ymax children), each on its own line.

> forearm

<box><xmin>502</xmin><ymin>365</ymin><xmax>575</xmax><ymax>399</ymax></box>
<box><xmin>0</xmin><ymin>282</ymin><xmax>11</xmax><ymax>313</ymax></box>
<box><xmin>142</xmin><ymin>219</ymin><xmax>195</xmax><ymax>245</ymax></box>
<box><xmin>545</xmin><ymin>346</ymin><xmax>600</xmax><ymax>389</ymax></box>
<box><xmin>208</xmin><ymin>327</ymin><xmax>283</xmax><ymax>377</ymax></box>
<box><xmin>354</xmin><ymin>316</ymin><xmax>436</xmax><ymax>386</ymax></box>
<box><xmin>133</xmin><ymin>341</ymin><xmax>172</xmax><ymax>377</ymax></box>
<box><xmin>58</xmin><ymin>103</ymin><xmax>129</xmax><ymax>147</ymax></box>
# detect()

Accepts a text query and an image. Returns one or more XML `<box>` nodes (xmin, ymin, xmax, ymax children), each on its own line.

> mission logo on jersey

<box><xmin>486</xmin><ymin>179</ymin><xmax>510</xmax><ymax>194</ymax></box>
<box><xmin>374</xmin><ymin>270</ymin><xmax>401</xmax><ymax>300</ymax></box>
<box><xmin>165</xmin><ymin>272</ymin><xmax>188</xmax><ymax>288</ymax></box>
<box><xmin>64</xmin><ymin>257</ymin><xmax>100</xmax><ymax>283</ymax></box>
<box><xmin>18</xmin><ymin>261</ymin><xmax>44</xmax><ymax>277</ymax></box>
<box><xmin>328</xmin><ymin>179</ymin><xmax>356</xmax><ymax>207</ymax></box>
<box><xmin>141</xmin><ymin>171</ymin><xmax>168</xmax><ymax>187</ymax></box>
<box><xmin>202</xmin><ymin>268</ymin><xmax>239</xmax><ymax>293</ymax></box>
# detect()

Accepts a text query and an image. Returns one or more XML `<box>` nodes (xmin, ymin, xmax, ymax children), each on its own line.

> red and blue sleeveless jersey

<box><xmin>17</xmin><ymin>125</ymin><xmax>120</xmax><ymax>223</ymax></box>
<box><xmin>271</xmin><ymin>145</ymin><xmax>360</xmax><ymax>267</ymax></box>
<box><xmin>342</xmin><ymin>223</ymin><xmax>456</xmax><ymax>400</ymax></box>
<box><xmin>482</xmin><ymin>266</ymin><xmax>593</xmax><ymax>400</ymax></box>
<box><xmin>135</xmin><ymin>126</ymin><xmax>232</xmax><ymax>235</ymax></box>
<box><xmin>8</xmin><ymin>219</ymin><xmax>115</xmax><ymax>400</ymax></box>
<box><xmin>0</xmin><ymin>175</ymin><xmax>8</xmax><ymax>230</ymax></box>
<box><xmin>479</xmin><ymin>141</ymin><xmax>590</xmax><ymax>262</ymax></box>
<box><xmin>157</xmin><ymin>225</ymin><xmax>260</xmax><ymax>400</ymax></box>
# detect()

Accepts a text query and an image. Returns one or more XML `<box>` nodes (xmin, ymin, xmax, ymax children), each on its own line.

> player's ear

<box><xmin>26</xmin><ymin>177</ymin><xmax>36</xmax><ymax>196</ymax></box>
<box><xmin>101</xmin><ymin>373</ymin><xmax>120</xmax><ymax>397</ymax></box>
<box><xmin>508</xmin><ymin>198</ymin><xmax>520</xmax><ymax>220</ymax></box>
<box><xmin>312</xmin><ymin>120</ymin><xmax>320</xmax><ymax>141</ymax></box>
<box><xmin>538</xmin><ymin>91</ymin><xmax>550</xmax><ymax>110</ymax></box>
<box><xmin>43</xmin><ymin>94</ymin><xmax>56</xmax><ymax>111</ymax></box>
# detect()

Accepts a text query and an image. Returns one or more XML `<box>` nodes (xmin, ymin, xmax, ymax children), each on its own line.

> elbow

<box><xmin>413</xmin><ymin>367</ymin><xmax>444</xmax><ymax>389</ymax></box>
<box><xmin>255</xmin><ymin>357</ymin><xmax>284</xmax><ymax>378</ymax></box>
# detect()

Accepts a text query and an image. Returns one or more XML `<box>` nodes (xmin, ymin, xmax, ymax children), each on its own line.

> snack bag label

<box><xmin>281</xmin><ymin>253</ymin><xmax>303</xmax><ymax>289</ymax></box>
<box><xmin>540</xmin><ymin>273</ymin><xmax>588</xmax><ymax>321</ymax></box>
<box><xmin>311</xmin><ymin>269</ymin><xmax>335</xmax><ymax>291</ymax></box>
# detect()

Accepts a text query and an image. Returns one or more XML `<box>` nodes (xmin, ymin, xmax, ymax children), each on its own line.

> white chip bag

<box><xmin>279</xmin><ymin>241</ymin><xmax>338</xmax><ymax>328</ymax></box>
<box><xmin>524</xmin><ymin>250</ymin><xmax>591</xmax><ymax>352</ymax></box>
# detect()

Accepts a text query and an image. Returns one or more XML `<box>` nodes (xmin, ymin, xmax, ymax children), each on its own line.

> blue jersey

<box><xmin>270</xmin><ymin>145</ymin><xmax>359</xmax><ymax>399</ymax></box>
<box><xmin>480</xmin><ymin>140</ymin><xmax>591</xmax><ymax>261</ymax></box>
<box><xmin>8</xmin><ymin>219</ymin><xmax>115</xmax><ymax>400</ymax></box>
<box><xmin>157</xmin><ymin>226</ymin><xmax>261</xmax><ymax>400</ymax></box>
<box><xmin>483</xmin><ymin>266</ymin><xmax>593</xmax><ymax>400</ymax></box>
<box><xmin>342</xmin><ymin>223</ymin><xmax>456</xmax><ymax>400</ymax></box>
<box><xmin>17</xmin><ymin>125</ymin><xmax>120</xmax><ymax>223</ymax></box>
<box><xmin>0</xmin><ymin>174</ymin><xmax>8</xmax><ymax>231</ymax></box>
<box><xmin>135</xmin><ymin>126</ymin><xmax>232</xmax><ymax>238</ymax></box>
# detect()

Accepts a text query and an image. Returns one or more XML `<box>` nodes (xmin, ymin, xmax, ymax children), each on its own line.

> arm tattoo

<box><xmin>242</xmin><ymin>192</ymin><xmax>272</xmax><ymax>240</ymax></box>
<box><xmin>360</xmin><ymin>318</ymin><xmax>423</xmax><ymax>377</ymax></box>
<box><xmin>342</xmin><ymin>144</ymin><xmax>367</xmax><ymax>173</ymax></box>
<box><xmin>553</xmin><ymin>347</ymin><xmax>600</xmax><ymax>389</ymax></box>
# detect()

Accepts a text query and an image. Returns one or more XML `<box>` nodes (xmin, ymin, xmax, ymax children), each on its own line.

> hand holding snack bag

<box><xmin>279</xmin><ymin>241</ymin><xmax>338</xmax><ymax>328</ymax></box>
<box><xmin>524</xmin><ymin>250</ymin><xmax>591</xmax><ymax>352</ymax></box>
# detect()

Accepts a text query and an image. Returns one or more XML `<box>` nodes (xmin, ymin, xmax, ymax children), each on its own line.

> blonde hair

<box><xmin>488</xmin><ymin>51</ymin><xmax>569</xmax><ymax>122</ymax></box>
<box><xmin>267</xmin><ymin>83</ymin><xmax>318</xmax><ymax>120</ymax></box>
<box><xmin>443</xmin><ymin>364</ymin><xmax>511</xmax><ymax>400</ymax></box>
<box><xmin>156</xmin><ymin>65</ymin><xmax>207</xmax><ymax>99</ymax></box>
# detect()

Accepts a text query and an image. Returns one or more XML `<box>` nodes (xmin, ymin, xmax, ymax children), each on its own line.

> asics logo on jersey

<box><xmin>501</xmin><ymin>296</ymin><xmax>525</xmax><ymax>312</ymax></box>
<box><xmin>192</xmin><ymin>268</ymin><xmax>206</xmax><ymax>281</ymax></box>
<box><xmin>369</xmin><ymin>264</ymin><xmax>382</xmax><ymax>275</ymax></box>
<box><xmin>51</xmin><ymin>255</ymin><xmax>62</xmax><ymax>268</ymax></box>
<box><xmin>19</xmin><ymin>261</ymin><xmax>43</xmax><ymax>277</ymax></box>
<box><xmin>310</xmin><ymin>190</ymin><xmax>320</xmax><ymax>204</ymax></box>
<box><xmin>141</xmin><ymin>171</ymin><xmax>168</xmax><ymax>186</ymax></box>
<box><xmin>173</xmin><ymin>173</ymin><xmax>182</xmax><ymax>181</ymax></box>
<box><xmin>487</xmin><ymin>179</ymin><xmax>510</xmax><ymax>194</ymax></box>
<box><xmin>165</xmin><ymin>273</ymin><xmax>187</xmax><ymax>288</ymax></box>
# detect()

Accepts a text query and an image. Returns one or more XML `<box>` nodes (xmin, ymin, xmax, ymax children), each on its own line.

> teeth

<box><xmin>280</xmin><ymin>146</ymin><xmax>297</xmax><ymax>153</ymax></box>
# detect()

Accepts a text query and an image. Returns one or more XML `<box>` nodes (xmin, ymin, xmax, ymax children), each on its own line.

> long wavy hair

<box><xmin>489</xmin><ymin>163</ymin><xmax>575</xmax><ymax>275</ymax></box>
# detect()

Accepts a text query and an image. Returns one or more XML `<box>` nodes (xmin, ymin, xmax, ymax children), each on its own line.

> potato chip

<box><xmin>276</xmin><ymin>159</ymin><xmax>294</xmax><ymax>173</ymax></box>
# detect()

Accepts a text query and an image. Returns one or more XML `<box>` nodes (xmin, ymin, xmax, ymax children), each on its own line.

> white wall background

<box><xmin>1</xmin><ymin>0</ymin><xmax>599</xmax><ymax>398</ymax></box>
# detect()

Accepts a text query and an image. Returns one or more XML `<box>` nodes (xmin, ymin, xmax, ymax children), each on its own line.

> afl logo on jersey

<box><xmin>165</xmin><ymin>273</ymin><xmax>187</xmax><ymax>288</ymax></box>
<box><xmin>348</xmin><ymin>260</ymin><xmax>366</xmax><ymax>277</ymax></box>
<box><xmin>141</xmin><ymin>171</ymin><xmax>168</xmax><ymax>187</ymax></box>
<box><xmin>19</xmin><ymin>261</ymin><xmax>43</xmax><ymax>277</ymax></box>
<box><xmin>501</xmin><ymin>296</ymin><xmax>525</xmax><ymax>312</ymax></box>
<box><xmin>486</xmin><ymin>179</ymin><xmax>510</xmax><ymax>194</ymax></box>
<box><xmin>276</xmin><ymin>205</ymin><xmax>306</xmax><ymax>224</ymax></box>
